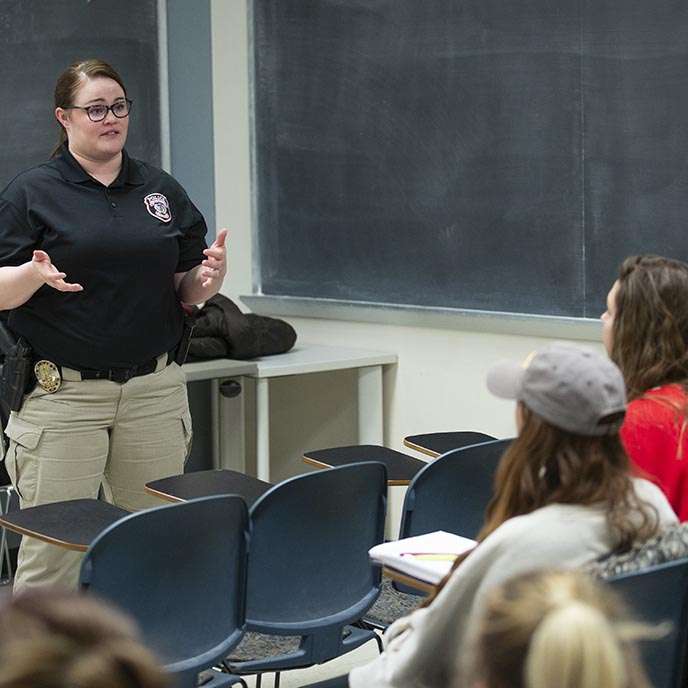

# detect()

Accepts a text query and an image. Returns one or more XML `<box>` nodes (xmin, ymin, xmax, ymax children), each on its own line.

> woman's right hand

<box><xmin>31</xmin><ymin>250</ymin><xmax>83</xmax><ymax>292</ymax></box>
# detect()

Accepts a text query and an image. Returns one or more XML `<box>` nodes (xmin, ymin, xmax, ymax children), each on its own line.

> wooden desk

<box><xmin>182</xmin><ymin>345</ymin><xmax>397</xmax><ymax>482</ymax></box>
<box><xmin>304</xmin><ymin>445</ymin><xmax>425</xmax><ymax>486</ymax></box>
<box><xmin>382</xmin><ymin>566</ymin><xmax>438</xmax><ymax>596</ymax></box>
<box><xmin>0</xmin><ymin>499</ymin><xmax>128</xmax><ymax>552</ymax></box>
<box><xmin>145</xmin><ymin>469</ymin><xmax>271</xmax><ymax>506</ymax></box>
<box><xmin>244</xmin><ymin>345</ymin><xmax>397</xmax><ymax>481</ymax></box>
<box><xmin>403</xmin><ymin>431</ymin><xmax>497</xmax><ymax>458</ymax></box>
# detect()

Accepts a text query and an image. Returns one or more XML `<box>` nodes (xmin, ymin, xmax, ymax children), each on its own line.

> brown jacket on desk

<box><xmin>187</xmin><ymin>294</ymin><xmax>297</xmax><ymax>361</ymax></box>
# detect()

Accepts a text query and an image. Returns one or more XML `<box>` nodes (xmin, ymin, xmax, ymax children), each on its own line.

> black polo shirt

<box><xmin>0</xmin><ymin>145</ymin><xmax>208</xmax><ymax>369</ymax></box>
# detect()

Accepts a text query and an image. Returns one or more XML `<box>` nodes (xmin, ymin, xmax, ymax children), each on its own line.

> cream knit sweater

<box><xmin>349</xmin><ymin>478</ymin><xmax>677</xmax><ymax>688</ymax></box>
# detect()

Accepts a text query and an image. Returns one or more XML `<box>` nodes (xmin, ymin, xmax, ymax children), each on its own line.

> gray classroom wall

<box><xmin>166</xmin><ymin>0</ymin><xmax>215</xmax><ymax>471</ymax></box>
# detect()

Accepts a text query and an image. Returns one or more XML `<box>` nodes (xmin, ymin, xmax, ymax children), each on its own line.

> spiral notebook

<box><xmin>369</xmin><ymin>531</ymin><xmax>477</xmax><ymax>585</ymax></box>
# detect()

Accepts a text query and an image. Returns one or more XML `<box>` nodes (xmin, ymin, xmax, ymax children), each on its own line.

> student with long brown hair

<box><xmin>348</xmin><ymin>343</ymin><xmax>676</xmax><ymax>688</ymax></box>
<box><xmin>471</xmin><ymin>569</ymin><xmax>655</xmax><ymax>688</ymax></box>
<box><xmin>602</xmin><ymin>255</ymin><xmax>688</xmax><ymax>520</ymax></box>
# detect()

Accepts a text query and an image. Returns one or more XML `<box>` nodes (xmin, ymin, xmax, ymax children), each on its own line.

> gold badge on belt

<box><xmin>34</xmin><ymin>360</ymin><xmax>62</xmax><ymax>393</ymax></box>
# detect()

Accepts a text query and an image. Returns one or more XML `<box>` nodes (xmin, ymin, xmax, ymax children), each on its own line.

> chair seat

<box><xmin>227</xmin><ymin>625</ymin><xmax>376</xmax><ymax>673</ymax></box>
<box><xmin>227</xmin><ymin>632</ymin><xmax>301</xmax><ymax>663</ymax></box>
<box><xmin>363</xmin><ymin>579</ymin><xmax>422</xmax><ymax>628</ymax></box>
<box><xmin>227</xmin><ymin>625</ymin><xmax>362</xmax><ymax>663</ymax></box>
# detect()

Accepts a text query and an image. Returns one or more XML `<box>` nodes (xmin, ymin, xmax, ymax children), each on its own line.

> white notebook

<box><xmin>369</xmin><ymin>530</ymin><xmax>477</xmax><ymax>585</ymax></box>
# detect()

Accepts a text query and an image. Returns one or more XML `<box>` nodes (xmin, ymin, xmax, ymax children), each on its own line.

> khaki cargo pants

<box><xmin>3</xmin><ymin>360</ymin><xmax>192</xmax><ymax>593</ymax></box>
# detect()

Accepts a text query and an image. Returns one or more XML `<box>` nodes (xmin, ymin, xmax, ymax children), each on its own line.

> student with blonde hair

<box><xmin>349</xmin><ymin>343</ymin><xmax>677</xmax><ymax>688</ymax></box>
<box><xmin>602</xmin><ymin>255</ymin><xmax>688</xmax><ymax>520</ymax></box>
<box><xmin>472</xmin><ymin>569</ymin><xmax>653</xmax><ymax>688</ymax></box>
<box><xmin>0</xmin><ymin>589</ymin><xmax>168</xmax><ymax>688</ymax></box>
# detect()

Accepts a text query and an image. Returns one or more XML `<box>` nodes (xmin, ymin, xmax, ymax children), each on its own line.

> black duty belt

<box><xmin>34</xmin><ymin>350</ymin><xmax>175</xmax><ymax>392</ymax></box>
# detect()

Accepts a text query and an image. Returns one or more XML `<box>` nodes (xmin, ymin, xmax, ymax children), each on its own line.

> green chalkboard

<box><xmin>252</xmin><ymin>0</ymin><xmax>688</xmax><ymax>318</ymax></box>
<box><xmin>0</xmin><ymin>0</ymin><xmax>160</xmax><ymax>189</ymax></box>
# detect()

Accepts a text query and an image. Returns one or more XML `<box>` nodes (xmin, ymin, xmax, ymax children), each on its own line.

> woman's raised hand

<box><xmin>32</xmin><ymin>250</ymin><xmax>83</xmax><ymax>292</ymax></box>
<box><xmin>200</xmin><ymin>228</ymin><xmax>228</xmax><ymax>288</ymax></box>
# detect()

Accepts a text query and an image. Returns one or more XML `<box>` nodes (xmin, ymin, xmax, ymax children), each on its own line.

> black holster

<box><xmin>0</xmin><ymin>323</ymin><xmax>33</xmax><ymax>415</ymax></box>
<box><xmin>174</xmin><ymin>312</ymin><xmax>196</xmax><ymax>366</ymax></box>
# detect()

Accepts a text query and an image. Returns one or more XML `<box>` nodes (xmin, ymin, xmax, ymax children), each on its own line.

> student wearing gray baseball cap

<box><xmin>349</xmin><ymin>342</ymin><xmax>677</xmax><ymax>688</ymax></box>
<box><xmin>487</xmin><ymin>342</ymin><xmax>627</xmax><ymax>437</ymax></box>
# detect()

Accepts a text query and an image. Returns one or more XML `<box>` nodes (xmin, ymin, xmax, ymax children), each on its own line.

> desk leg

<box><xmin>219</xmin><ymin>377</ymin><xmax>246</xmax><ymax>472</ymax></box>
<box><xmin>256</xmin><ymin>378</ymin><xmax>270</xmax><ymax>481</ymax></box>
<box><xmin>358</xmin><ymin>365</ymin><xmax>383</xmax><ymax>445</ymax></box>
<box><xmin>210</xmin><ymin>379</ymin><xmax>220</xmax><ymax>470</ymax></box>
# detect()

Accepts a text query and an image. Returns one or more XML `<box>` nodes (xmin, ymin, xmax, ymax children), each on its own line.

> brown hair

<box><xmin>472</xmin><ymin>569</ymin><xmax>657</xmax><ymax>688</ymax></box>
<box><xmin>611</xmin><ymin>255</ymin><xmax>688</xmax><ymax>401</ymax></box>
<box><xmin>0</xmin><ymin>589</ymin><xmax>168</xmax><ymax>688</ymax></box>
<box><xmin>52</xmin><ymin>59</ymin><xmax>127</xmax><ymax>156</ymax></box>
<box><xmin>427</xmin><ymin>404</ymin><xmax>659</xmax><ymax>602</ymax></box>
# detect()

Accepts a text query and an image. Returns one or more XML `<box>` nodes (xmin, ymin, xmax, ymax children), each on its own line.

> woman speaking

<box><xmin>0</xmin><ymin>59</ymin><xmax>227</xmax><ymax>591</ymax></box>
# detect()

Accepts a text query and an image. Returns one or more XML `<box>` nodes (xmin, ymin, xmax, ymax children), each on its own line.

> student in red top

<box><xmin>602</xmin><ymin>255</ymin><xmax>688</xmax><ymax>520</ymax></box>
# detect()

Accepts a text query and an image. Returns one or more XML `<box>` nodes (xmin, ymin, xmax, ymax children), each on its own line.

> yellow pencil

<box><xmin>401</xmin><ymin>553</ymin><xmax>457</xmax><ymax>561</ymax></box>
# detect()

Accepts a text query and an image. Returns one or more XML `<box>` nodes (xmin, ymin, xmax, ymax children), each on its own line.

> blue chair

<box><xmin>80</xmin><ymin>495</ymin><xmax>249</xmax><ymax>688</ymax></box>
<box><xmin>400</xmin><ymin>438</ymin><xmax>511</xmax><ymax>542</ymax></box>
<box><xmin>608</xmin><ymin>558</ymin><xmax>688</xmax><ymax>688</ymax></box>
<box><xmin>364</xmin><ymin>438</ymin><xmax>511</xmax><ymax>626</ymax></box>
<box><xmin>225</xmin><ymin>462</ymin><xmax>387</xmax><ymax>688</ymax></box>
<box><xmin>394</xmin><ymin>438</ymin><xmax>510</xmax><ymax>596</ymax></box>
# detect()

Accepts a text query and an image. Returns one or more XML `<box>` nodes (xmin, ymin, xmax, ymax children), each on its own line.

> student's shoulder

<box><xmin>628</xmin><ymin>384</ymin><xmax>687</xmax><ymax>418</ymax></box>
<box><xmin>632</xmin><ymin>476</ymin><xmax>678</xmax><ymax>521</ymax></box>
<box><xmin>483</xmin><ymin>503</ymin><xmax>604</xmax><ymax>554</ymax></box>
<box><xmin>491</xmin><ymin>502</ymin><xmax>581</xmax><ymax>533</ymax></box>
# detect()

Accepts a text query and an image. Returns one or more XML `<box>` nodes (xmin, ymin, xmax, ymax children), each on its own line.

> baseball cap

<box><xmin>486</xmin><ymin>342</ymin><xmax>626</xmax><ymax>436</ymax></box>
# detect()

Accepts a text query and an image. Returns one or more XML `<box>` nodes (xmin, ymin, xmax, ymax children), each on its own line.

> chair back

<box><xmin>399</xmin><ymin>438</ymin><xmax>510</xmax><ymax>540</ymax></box>
<box><xmin>80</xmin><ymin>495</ymin><xmax>249</xmax><ymax>682</ymax></box>
<box><xmin>245</xmin><ymin>462</ymin><xmax>387</xmax><ymax>641</ymax></box>
<box><xmin>609</xmin><ymin>557</ymin><xmax>688</xmax><ymax>688</ymax></box>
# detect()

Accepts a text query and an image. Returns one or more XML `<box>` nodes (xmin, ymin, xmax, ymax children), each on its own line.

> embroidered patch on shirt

<box><xmin>143</xmin><ymin>193</ymin><xmax>172</xmax><ymax>222</ymax></box>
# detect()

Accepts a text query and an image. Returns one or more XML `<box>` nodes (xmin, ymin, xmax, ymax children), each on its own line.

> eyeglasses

<box><xmin>63</xmin><ymin>99</ymin><xmax>133</xmax><ymax>122</ymax></box>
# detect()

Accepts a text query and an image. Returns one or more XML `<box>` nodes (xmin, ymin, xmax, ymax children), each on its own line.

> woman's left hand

<box><xmin>200</xmin><ymin>228</ymin><xmax>228</xmax><ymax>288</ymax></box>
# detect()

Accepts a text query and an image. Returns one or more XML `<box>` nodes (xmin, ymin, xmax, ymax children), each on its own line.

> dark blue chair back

<box><xmin>245</xmin><ymin>462</ymin><xmax>387</xmax><ymax>660</ymax></box>
<box><xmin>80</xmin><ymin>495</ymin><xmax>249</xmax><ymax>686</ymax></box>
<box><xmin>399</xmin><ymin>438</ymin><xmax>511</xmax><ymax>540</ymax></box>
<box><xmin>609</xmin><ymin>557</ymin><xmax>688</xmax><ymax>688</ymax></box>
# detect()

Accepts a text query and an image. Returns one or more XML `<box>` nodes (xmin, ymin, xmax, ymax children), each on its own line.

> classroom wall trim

<box><xmin>241</xmin><ymin>294</ymin><xmax>602</xmax><ymax>342</ymax></box>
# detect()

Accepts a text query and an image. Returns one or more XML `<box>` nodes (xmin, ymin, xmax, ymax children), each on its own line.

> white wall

<box><xmin>210</xmin><ymin>0</ymin><xmax>604</xmax><ymax>484</ymax></box>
